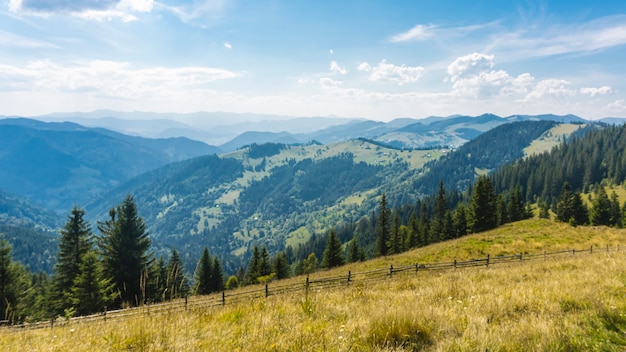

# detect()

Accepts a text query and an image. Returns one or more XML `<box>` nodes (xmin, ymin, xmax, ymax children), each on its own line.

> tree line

<box><xmin>0</xmin><ymin>195</ymin><xmax>228</xmax><ymax>323</ymax></box>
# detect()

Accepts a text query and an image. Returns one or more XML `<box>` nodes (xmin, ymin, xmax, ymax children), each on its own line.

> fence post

<box><xmin>222</xmin><ymin>291</ymin><xmax>225</xmax><ymax>306</ymax></box>
<box><xmin>347</xmin><ymin>271</ymin><xmax>351</xmax><ymax>285</ymax></box>
<box><xmin>415</xmin><ymin>262</ymin><xmax>419</xmax><ymax>273</ymax></box>
<box><xmin>572</xmin><ymin>248</ymin><xmax>575</xmax><ymax>255</ymax></box>
<box><xmin>544</xmin><ymin>251</ymin><xmax>546</xmax><ymax>261</ymax></box>
<box><xmin>486</xmin><ymin>254</ymin><xmax>490</xmax><ymax>267</ymax></box>
<box><xmin>265</xmin><ymin>284</ymin><xmax>269</xmax><ymax>298</ymax></box>
<box><xmin>454</xmin><ymin>259</ymin><xmax>457</xmax><ymax>270</ymax></box>
<box><xmin>519</xmin><ymin>253</ymin><xmax>522</xmax><ymax>261</ymax></box>
<box><xmin>389</xmin><ymin>264</ymin><xmax>393</xmax><ymax>278</ymax></box>
<box><xmin>104</xmin><ymin>306</ymin><xmax>107</xmax><ymax>321</ymax></box>
<box><xmin>185</xmin><ymin>296</ymin><xmax>188</xmax><ymax>310</ymax></box>
<box><xmin>590</xmin><ymin>245</ymin><xmax>593</xmax><ymax>254</ymax></box>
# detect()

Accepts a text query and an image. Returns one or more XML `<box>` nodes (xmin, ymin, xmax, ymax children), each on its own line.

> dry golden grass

<box><xmin>3</xmin><ymin>219</ymin><xmax>626</xmax><ymax>351</ymax></box>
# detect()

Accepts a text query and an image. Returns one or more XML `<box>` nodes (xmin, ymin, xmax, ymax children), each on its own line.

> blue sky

<box><xmin>2</xmin><ymin>0</ymin><xmax>626</xmax><ymax>120</ymax></box>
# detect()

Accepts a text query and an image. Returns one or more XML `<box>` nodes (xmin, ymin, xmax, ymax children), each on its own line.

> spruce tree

<box><xmin>452</xmin><ymin>203</ymin><xmax>468</xmax><ymax>238</ymax></box>
<box><xmin>52</xmin><ymin>207</ymin><xmax>93</xmax><ymax>314</ymax></box>
<box><xmin>69</xmin><ymin>251</ymin><xmax>115</xmax><ymax>316</ymax></box>
<box><xmin>0</xmin><ymin>237</ymin><xmax>17</xmax><ymax>321</ymax></box>
<box><xmin>430</xmin><ymin>181</ymin><xmax>448</xmax><ymax>242</ymax></box>
<box><xmin>273</xmin><ymin>252</ymin><xmax>291</xmax><ymax>279</ymax></box>
<box><xmin>469</xmin><ymin>176</ymin><xmax>498</xmax><ymax>233</ymax></box>
<box><xmin>389</xmin><ymin>211</ymin><xmax>402</xmax><ymax>254</ymax></box>
<box><xmin>590</xmin><ymin>186</ymin><xmax>612</xmax><ymax>226</ymax></box>
<box><xmin>247</xmin><ymin>246</ymin><xmax>261</xmax><ymax>284</ymax></box>
<box><xmin>98</xmin><ymin>194</ymin><xmax>152</xmax><ymax>307</ymax></box>
<box><xmin>195</xmin><ymin>247</ymin><xmax>213</xmax><ymax>295</ymax></box>
<box><xmin>259</xmin><ymin>246</ymin><xmax>271</xmax><ymax>277</ymax></box>
<box><xmin>610</xmin><ymin>192</ymin><xmax>622</xmax><ymax>228</ymax></box>
<box><xmin>322</xmin><ymin>229</ymin><xmax>344</xmax><ymax>269</ymax></box>
<box><xmin>375</xmin><ymin>193</ymin><xmax>391</xmax><ymax>256</ymax></box>
<box><xmin>210</xmin><ymin>257</ymin><xmax>225</xmax><ymax>292</ymax></box>
<box><xmin>166</xmin><ymin>248</ymin><xmax>187</xmax><ymax>300</ymax></box>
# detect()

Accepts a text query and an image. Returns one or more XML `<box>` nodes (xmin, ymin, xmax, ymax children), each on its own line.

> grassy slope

<box><xmin>4</xmin><ymin>218</ymin><xmax>626</xmax><ymax>351</ymax></box>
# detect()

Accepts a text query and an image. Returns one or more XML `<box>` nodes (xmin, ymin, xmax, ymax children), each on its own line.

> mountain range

<box><xmin>0</xmin><ymin>111</ymin><xmax>619</xmax><ymax>273</ymax></box>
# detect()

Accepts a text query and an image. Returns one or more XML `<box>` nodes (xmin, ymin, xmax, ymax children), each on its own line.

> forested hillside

<box><xmin>0</xmin><ymin>119</ymin><xmax>219</xmax><ymax>210</ymax></box>
<box><xmin>492</xmin><ymin>124</ymin><xmax>623</xmax><ymax>204</ymax></box>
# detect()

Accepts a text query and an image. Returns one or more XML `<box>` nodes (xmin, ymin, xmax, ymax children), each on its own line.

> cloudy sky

<box><xmin>2</xmin><ymin>0</ymin><xmax>626</xmax><ymax>120</ymax></box>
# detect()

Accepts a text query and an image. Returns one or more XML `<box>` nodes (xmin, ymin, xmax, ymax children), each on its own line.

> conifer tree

<box><xmin>418</xmin><ymin>202</ymin><xmax>430</xmax><ymax>246</ymax></box>
<box><xmin>507</xmin><ymin>185</ymin><xmax>526</xmax><ymax>222</ymax></box>
<box><xmin>452</xmin><ymin>203</ymin><xmax>468</xmax><ymax>238</ymax></box>
<box><xmin>389</xmin><ymin>211</ymin><xmax>402</xmax><ymax>254</ymax></box>
<box><xmin>322</xmin><ymin>228</ymin><xmax>344</xmax><ymax>269</ymax></box>
<box><xmin>259</xmin><ymin>246</ymin><xmax>271</xmax><ymax>277</ymax></box>
<box><xmin>210</xmin><ymin>257</ymin><xmax>225</xmax><ymax>292</ymax></box>
<box><xmin>0</xmin><ymin>238</ymin><xmax>17</xmax><ymax>321</ymax></box>
<box><xmin>69</xmin><ymin>251</ymin><xmax>115</xmax><ymax>316</ymax></box>
<box><xmin>98</xmin><ymin>194</ymin><xmax>152</xmax><ymax>307</ymax></box>
<box><xmin>375</xmin><ymin>193</ymin><xmax>391</xmax><ymax>256</ymax></box>
<box><xmin>273</xmin><ymin>252</ymin><xmax>291</xmax><ymax>279</ymax></box>
<box><xmin>590</xmin><ymin>186</ymin><xmax>612</xmax><ymax>226</ymax></box>
<box><xmin>166</xmin><ymin>248</ymin><xmax>188</xmax><ymax>300</ymax></box>
<box><xmin>347</xmin><ymin>237</ymin><xmax>365</xmax><ymax>263</ymax></box>
<box><xmin>469</xmin><ymin>176</ymin><xmax>498</xmax><ymax>233</ymax></box>
<box><xmin>52</xmin><ymin>207</ymin><xmax>93</xmax><ymax>314</ymax></box>
<box><xmin>195</xmin><ymin>247</ymin><xmax>213</xmax><ymax>295</ymax></box>
<box><xmin>610</xmin><ymin>192</ymin><xmax>622</xmax><ymax>228</ymax></box>
<box><xmin>430</xmin><ymin>181</ymin><xmax>448</xmax><ymax>242</ymax></box>
<box><xmin>247</xmin><ymin>246</ymin><xmax>261</xmax><ymax>284</ymax></box>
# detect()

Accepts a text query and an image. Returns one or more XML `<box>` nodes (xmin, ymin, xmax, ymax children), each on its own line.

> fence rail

<box><xmin>4</xmin><ymin>244</ymin><xmax>622</xmax><ymax>331</ymax></box>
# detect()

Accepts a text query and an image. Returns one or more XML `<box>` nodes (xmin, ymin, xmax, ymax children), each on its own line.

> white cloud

<box><xmin>486</xmin><ymin>15</ymin><xmax>626</xmax><ymax>59</ymax></box>
<box><xmin>447</xmin><ymin>53</ymin><xmax>495</xmax><ymax>82</ymax></box>
<box><xmin>329</xmin><ymin>61</ymin><xmax>347</xmax><ymax>75</ymax></box>
<box><xmin>224</xmin><ymin>41</ymin><xmax>232</xmax><ymax>49</ymax></box>
<box><xmin>389</xmin><ymin>24</ymin><xmax>435</xmax><ymax>42</ymax></box>
<box><xmin>9</xmin><ymin>0</ymin><xmax>154</xmax><ymax>21</ymax></box>
<box><xmin>357</xmin><ymin>62</ymin><xmax>371</xmax><ymax>72</ymax></box>
<box><xmin>329</xmin><ymin>49</ymin><xmax>334</xmax><ymax>55</ymax></box>
<box><xmin>0</xmin><ymin>60</ymin><xmax>241</xmax><ymax>98</ymax></box>
<box><xmin>157</xmin><ymin>0</ymin><xmax>231</xmax><ymax>26</ymax></box>
<box><xmin>359</xmin><ymin>60</ymin><xmax>424</xmax><ymax>85</ymax></box>
<box><xmin>580</xmin><ymin>86</ymin><xmax>612</xmax><ymax>96</ymax></box>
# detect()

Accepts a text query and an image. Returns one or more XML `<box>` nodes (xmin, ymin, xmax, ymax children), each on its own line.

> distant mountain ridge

<box><xmin>0</xmin><ymin>118</ymin><xmax>221</xmax><ymax>211</ymax></box>
<box><xmin>20</xmin><ymin>110</ymin><xmax>614</xmax><ymax>152</ymax></box>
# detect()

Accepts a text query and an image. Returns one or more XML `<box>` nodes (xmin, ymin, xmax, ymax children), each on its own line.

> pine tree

<box><xmin>247</xmin><ymin>246</ymin><xmax>261</xmax><ymax>284</ymax></box>
<box><xmin>452</xmin><ymin>203</ymin><xmax>468</xmax><ymax>238</ymax></box>
<box><xmin>273</xmin><ymin>252</ymin><xmax>291</xmax><ymax>279</ymax></box>
<box><xmin>375</xmin><ymin>193</ymin><xmax>391</xmax><ymax>256</ymax></box>
<box><xmin>98</xmin><ymin>194</ymin><xmax>152</xmax><ymax>307</ymax></box>
<box><xmin>610</xmin><ymin>192</ymin><xmax>622</xmax><ymax>228</ymax></box>
<box><xmin>389</xmin><ymin>211</ymin><xmax>402</xmax><ymax>254</ymax></box>
<box><xmin>507</xmin><ymin>185</ymin><xmax>526</xmax><ymax>222</ymax></box>
<box><xmin>0</xmin><ymin>237</ymin><xmax>17</xmax><ymax>321</ymax></box>
<box><xmin>469</xmin><ymin>176</ymin><xmax>498</xmax><ymax>233</ymax></box>
<box><xmin>194</xmin><ymin>247</ymin><xmax>213</xmax><ymax>295</ymax></box>
<box><xmin>430</xmin><ymin>181</ymin><xmax>448</xmax><ymax>242</ymax></box>
<box><xmin>69</xmin><ymin>251</ymin><xmax>115</xmax><ymax>316</ymax></box>
<box><xmin>166</xmin><ymin>248</ymin><xmax>187</xmax><ymax>300</ymax></box>
<box><xmin>149</xmin><ymin>256</ymin><xmax>167</xmax><ymax>302</ymax></box>
<box><xmin>259</xmin><ymin>246</ymin><xmax>271</xmax><ymax>277</ymax></box>
<box><xmin>322</xmin><ymin>229</ymin><xmax>344</xmax><ymax>269</ymax></box>
<box><xmin>590</xmin><ymin>186</ymin><xmax>612</xmax><ymax>226</ymax></box>
<box><xmin>52</xmin><ymin>207</ymin><xmax>93</xmax><ymax>314</ymax></box>
<box><xmin>347</xmin><ymin>237</ymin><xmax>365</xmax><ymax>263</ymax></box>
<box><xmin>210</xmin><ymin>257</ymin><xmax>225</xmax><ymax>292</ymax></box>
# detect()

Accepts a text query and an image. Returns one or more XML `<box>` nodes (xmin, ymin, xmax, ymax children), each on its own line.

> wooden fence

<box><xmin>4</xmin><ymin>244</ymin><xmax>621</xmax><ymax>331</ymax></box>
